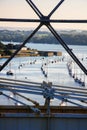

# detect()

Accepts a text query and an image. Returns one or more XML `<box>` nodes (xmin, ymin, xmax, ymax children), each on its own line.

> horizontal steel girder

<box><xmin>0</xmin><ymin>18</ymin><xmax>87</xmax><ymax>23</ymax></box>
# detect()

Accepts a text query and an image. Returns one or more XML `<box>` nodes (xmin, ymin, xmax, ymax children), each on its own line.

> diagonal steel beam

<box><xmin>0</xmin><ymin>23</ymin><xmax>42</xmax><ymax>71</ymax></box>
<box><xmin>3</xmin><ymin>92</ymin><xmax>28</xmax><ymax>106</ymax></box>
<box><xmin>26</xmin><ymin>0</ymin><xmax>43</xmax><ymax>18</ymax></box>
<box><xmin>54</xmin><ymin>95</ymin><xmax>85</xmax><ymax>107</ymax></box>
<box><xmin>48</xmin><ymin>0</ymin><xmax>64</xmax><ymax>18</ymax></box>
<box><xmin>14</xmin><ymin>92</ymin><xmax>39</xmax><ymax>106</ymax></box>
<box><xmin>2</xmin><ymin>92</ymin><xmax>40</xmax><ymax>113</ymax></box>
<box><xmin>65</xmin><ymin>99</ymin><xmax>86</xmax><ymax>108</ymax></box>
<box><xmin>46</xmin><ymin>24</ymin><xmax>87</xmax><ymax>75</ymax></box>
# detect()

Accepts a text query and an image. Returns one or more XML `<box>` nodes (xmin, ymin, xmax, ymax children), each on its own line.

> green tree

<box><xmin>0</xmin><ymin>41</ymin><xmax>6</xmax><ymax>50</ymax></box>
<box><xmin>4</xmin><ymin>49</ymin><xmax>12</xmax><ymax>55</ymax></box>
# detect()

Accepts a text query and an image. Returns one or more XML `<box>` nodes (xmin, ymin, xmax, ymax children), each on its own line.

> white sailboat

<box><xmin>6</xmin><ymin>63</ymin><xmax>14</xmax><ymax>76</ymax></box>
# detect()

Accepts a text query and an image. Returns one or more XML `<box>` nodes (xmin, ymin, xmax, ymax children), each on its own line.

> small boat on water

<box><xmin>6</xmin><ymin>63</ymin><xmax>14</xmax><ymax>76</ymax></box>
<box><xmin>6</xmin><ymin>70</ymin><xmax>13</xmax><ymax>75</ymax></box>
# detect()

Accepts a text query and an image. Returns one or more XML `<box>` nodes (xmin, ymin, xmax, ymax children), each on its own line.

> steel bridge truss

<box><xmin>0</xmin><ymin>0</ymin><xmax>87</xmax><ymax>113</ymax></box>
<box><xmin>0</xmin><ymin>78</ymin><xmax>87</xmax><ymax>114</ymax></box>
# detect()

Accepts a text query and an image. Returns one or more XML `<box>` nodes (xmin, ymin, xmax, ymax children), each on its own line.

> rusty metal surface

<box><xmin>0</xmin><ymin>106</ymin><xmax>87</xmax><ymax>114</ymax></box>
<box><xmin>0</xmin><ymin>106</ymin><xmax>87</xmax><ymax>130</ymax></box>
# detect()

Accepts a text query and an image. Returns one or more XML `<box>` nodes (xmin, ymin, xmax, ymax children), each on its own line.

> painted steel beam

<box><xmin>0</xmin><ymin>18</ymin><xmax>87</xmax><ymax>23</ymax></box>
<box><xmin>0</xmin><ymin>84</ymin><xmax>43</xmax><ymax>96</ymax></box>
<box><xmin>0</xmin><ymin>106</ymin><xmax>87</xmax><ymax>114</ymax></box>
<box><xmin>0</xmin><ymin>77</ymin><xmax>41</xmax><ymax>85</ymax></box>
<box><xmin>54</xmin><ymin>95</ymin><xmax>86</xmax><ymax>108</ymax></box>
<box><xmin>55</xmin><ymin>93</ymin><xmax>87</xmax><ymax>101</ymax></box>
<box><xmin>15</xmin><ymin>92</ymin><xmax>39</xmax><ymax>106</ymax></box>
<box><xmin>1</xmin><ymin>78</ymin><xmax>87</xmax><ymax>93</ymax></box>
<box><xmin>0</xmin><ymin>79</ymin><xmax>87</xmax><ymax>99</ymax></box>
<box><xmin>1</xmin><ymin>82</ymin><xmax>87</xmax><ymax>107</ymax></box>
<box><xmin>48</xmin><ymin>0</ymin><xmax>64</xmax><ymax>18</ymax></box>
<box><xmin>0</xmin><ymin>81</ymin><xmax>43</xmax><ymax>92</ymax></box>
<box><xmin>2</xmin><ymin>93</ymin><xmax>40</xmax><ymax>113</ymax></box>
<box><xmin>26</xmin><ymin>0</ymin><xmax>43</xmax><ymax>18</ymax></box>
<box><xmin>0</xmin><ymin>87</ymin><xmax>43</xmax><ymax>96</ymax></box>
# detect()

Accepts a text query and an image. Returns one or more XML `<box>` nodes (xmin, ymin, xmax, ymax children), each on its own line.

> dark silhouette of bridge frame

<box><xmin>0</xmin><ymin>0</ymin><xmax>87</xmax><ymax>75</ymax></box>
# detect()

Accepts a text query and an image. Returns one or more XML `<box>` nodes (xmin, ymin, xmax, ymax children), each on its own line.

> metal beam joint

<box><xmin>42</xmin><ymin>81</ymin><xmax>55</xmax><ymax>100</ymax></box>
<box><xmin>43</xmin><ymin>87</ymin><xmax>55</xmax><ymax>100</ymax></box>
<box><xmin>40</xmin><ymin>16</ymin><xmax>50</xmax><ymax>26</ymax></box>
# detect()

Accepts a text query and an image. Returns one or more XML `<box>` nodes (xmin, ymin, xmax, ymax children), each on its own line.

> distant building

<box><xmin>13</xmin><ymin>44</ymin><xmax>27</xmax><ymax>51</ymax></box>
<box><xmin>21</xmin><ymin>46</ymin><xmax>27</xmax><ymax>51</ymax></box>
<box><xmin>46</xmin><ymin>52</ymin><xmax>54</xmax><ymax>56</ymax></box>
<box><xmin>38</xmin><ymin>51</ymin><xmax>62</xmax><ymax>56</ymax></box>
<box><xmin>54</xmin><ymin>52</ymin><xmax>62</xmax><ymax>56</ymax></box>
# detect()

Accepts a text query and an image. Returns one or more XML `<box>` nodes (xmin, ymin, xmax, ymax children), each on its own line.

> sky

<box><xmin>0</xmin><ymin>0</ymin><xmax>87</xmax><ymax>30</ymax></box>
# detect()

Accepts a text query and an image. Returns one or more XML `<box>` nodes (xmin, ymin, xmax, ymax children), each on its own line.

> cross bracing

<box><xmin>0</xmin><ymin>0</ymin><xmax>87</xmax><ymax>113</ymax></box>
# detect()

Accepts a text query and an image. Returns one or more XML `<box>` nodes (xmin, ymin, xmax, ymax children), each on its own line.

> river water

<box><xmin>0</xmin><ymin>43</ymin><xmax>87</xmax><ymax>105</ymax></box>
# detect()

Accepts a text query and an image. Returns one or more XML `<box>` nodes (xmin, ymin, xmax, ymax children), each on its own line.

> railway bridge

<box><xmin>0</xmin><ymin>0</ymin><xmax>87</xmax><ymax>130</ymax></box>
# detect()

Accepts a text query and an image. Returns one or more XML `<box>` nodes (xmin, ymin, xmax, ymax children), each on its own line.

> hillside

<box><xmin>0</xmin><ymin>29</ymin><xmax>87</xmax><ymax>45</ymax></box>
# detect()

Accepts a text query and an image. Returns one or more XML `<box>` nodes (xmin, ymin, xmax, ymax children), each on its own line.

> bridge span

<box><xmin>0</xmin><ymin>0</ymin><xmax>87</xmax><ymax>129</ymax></box>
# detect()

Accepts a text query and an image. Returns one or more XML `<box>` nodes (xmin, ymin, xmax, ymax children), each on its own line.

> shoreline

<box><xmin>0</xmin><ymin>54</ymin><xmax>40</xmax><ymax>59</ymax></box>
